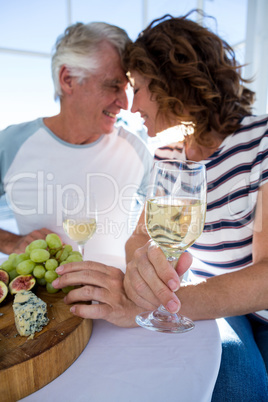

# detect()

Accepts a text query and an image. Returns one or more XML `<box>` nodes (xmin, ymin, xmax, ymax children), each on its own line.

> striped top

<box><xmin>154</xmin><ymin>114</ymin><xmax>268</xmax><ymax>323</ymax></box>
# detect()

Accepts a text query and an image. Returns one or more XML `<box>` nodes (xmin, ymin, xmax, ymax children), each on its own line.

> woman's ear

<box><xmin>59</xmin><ymin>65</ymin><xmax>74</xmax><ymax>95</ymax></box>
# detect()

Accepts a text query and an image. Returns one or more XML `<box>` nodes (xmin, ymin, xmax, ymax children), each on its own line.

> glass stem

<box><xmin>166</xmin><ymin>255</ymin><xmax>180</xmax><ymax>269</ymax></box>
<box><xmin>78</xmin><ymin>244</ymin><xmax>85</xmax><ymax>258</ymax></box>
<box><xmin>166</xmin><ymin>254</ymin><xmax>183</xmax><ymax>317</ymax></box>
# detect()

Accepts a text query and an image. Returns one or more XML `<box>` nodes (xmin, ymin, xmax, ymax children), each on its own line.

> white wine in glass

<box><xmin>136</xmin><ymin>159</ymin><xmax>207</xmax><ymax>333</ymax></box>
<box><xmin>62</xmin><ymin>191</ymin><xmax>97</xmax><ymax>258</ymax></box>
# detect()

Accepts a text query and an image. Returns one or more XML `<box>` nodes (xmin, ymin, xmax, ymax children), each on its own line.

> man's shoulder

<box><xmin>115</xmin><ymin>125</ymin><xmax>150</xmax><ymax>151</ymax></box>
<box><xmin>0</xmin><ymin>118</ymin><xmax>42</xmax><ymax>146</ymax></box>
<box><xmin>116</xmin><ymin>124</ymin><xmax>142</xmax><ymax>139</ymax></box>
<box><xmin>114</xmin><ymin>124</ymin><xmax>153</xmax><ymax>167</ymax></box>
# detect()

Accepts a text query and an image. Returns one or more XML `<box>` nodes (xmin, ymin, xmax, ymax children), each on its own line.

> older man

<box><xmin>0</xmin><ymin>22</ymin><xmax>152</xmax><ymax>258</ymax></box>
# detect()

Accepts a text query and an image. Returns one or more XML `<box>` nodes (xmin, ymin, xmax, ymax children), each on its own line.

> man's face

<box><xmin>70</xmin><ymin>41</ymin><xmax>129</xmax><ymax>140</ymax></box>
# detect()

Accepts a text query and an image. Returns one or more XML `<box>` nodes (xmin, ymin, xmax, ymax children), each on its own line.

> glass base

<box><xmin>136</xmin><ymin>305</ymin><xmax>195</xmax><ymax>334</ymax></box>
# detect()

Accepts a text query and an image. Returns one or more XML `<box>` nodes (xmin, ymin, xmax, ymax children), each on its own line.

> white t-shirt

<box><xmin>154</xmin><ymin>114</ymin><xmax>268</xmax><ymax>323</ymax></box>
<box><xmin>0</xmin><ymin>118</ymin><xmax>153</xmax><ymax>258</ymax></box>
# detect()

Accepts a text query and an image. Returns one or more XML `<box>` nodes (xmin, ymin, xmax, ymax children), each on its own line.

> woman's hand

<box><xmin>52</xmin><ymin>261</ymin><xmax>143</xmax><ymax>328</ymax></box>
<box><xmin>124</xmin><ymin>240</ymin><xmax>192</xmax><ymax>314</ymax></box>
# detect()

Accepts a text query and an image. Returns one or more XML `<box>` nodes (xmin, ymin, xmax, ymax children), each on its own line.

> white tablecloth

<box><xmin>19</xmin><ymin>254</ymin><xmax>222</xmax><ymax>402</ymax></box>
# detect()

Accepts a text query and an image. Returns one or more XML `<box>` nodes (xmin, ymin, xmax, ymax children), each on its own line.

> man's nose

<box><xmin>116</xmin><ymin>89</ymin><xmax>129</xmax><ymax>110</ymax></box>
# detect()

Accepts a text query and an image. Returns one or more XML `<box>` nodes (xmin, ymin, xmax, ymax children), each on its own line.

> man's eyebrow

<box><xmin>104</xmin><ymin>78</ymin><xmax>126</xmax><ymax>86</ymax></box>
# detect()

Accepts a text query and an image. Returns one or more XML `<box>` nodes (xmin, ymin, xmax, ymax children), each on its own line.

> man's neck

<box><xmin>43</xmin><ymin>115</ymin><xmax>102</xmax><ymax>145</ymax></box>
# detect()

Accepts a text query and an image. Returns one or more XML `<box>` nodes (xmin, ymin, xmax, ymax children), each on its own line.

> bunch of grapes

<box><xmin>0</xmin><ymin>233</ymin><xmax>83</xmax><ymax>294</ymax></box>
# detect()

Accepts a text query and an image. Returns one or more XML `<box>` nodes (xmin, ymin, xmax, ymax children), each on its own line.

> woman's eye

<box><xmin>134</xmin><ymin>88</ymin><xmax>139</xmax><ymax>95</ymax></box>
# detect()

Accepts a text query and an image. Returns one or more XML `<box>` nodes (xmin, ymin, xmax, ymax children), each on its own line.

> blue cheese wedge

<box><xmin>13</xmin><ymin>290</ymin><xmax>49</xmax><ymax>336</ymax></box>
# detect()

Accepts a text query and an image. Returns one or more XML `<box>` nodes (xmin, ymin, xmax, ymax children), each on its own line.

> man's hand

<box><xmin>0</xmin><ymin>228</ymin><xmax>53</xmax><ymax>255</ymax></box>
<box><xmin>124</xmin><ymin>241</ymin><xmax>192</xmax><ymax>314</ymax></box>
<box><xmin>52</xmin><ymin>261</ymin><xmax>143</xmax><ymax>328</ymax></box>
<box><xmin>12</xmin><ymin>228</ymin><xmax>53</xmax><ymax>254</ymax></box>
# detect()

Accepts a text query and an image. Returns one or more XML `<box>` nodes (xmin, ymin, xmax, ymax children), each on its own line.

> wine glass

<box><xmin>62</xmin><ymin>190</ymin><xmax>97</xmax><ymax>258</ymax></box>
<box><xmin>136</xmin><ymin>159</ymin><xmax>207</xmax><ymax>333</ymax></box>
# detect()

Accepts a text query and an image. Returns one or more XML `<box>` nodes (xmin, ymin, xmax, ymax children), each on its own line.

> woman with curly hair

<box><xmin>123</xmin><ymin>11</ymin><xmax>268</xmax><ymax>400</ymax></box>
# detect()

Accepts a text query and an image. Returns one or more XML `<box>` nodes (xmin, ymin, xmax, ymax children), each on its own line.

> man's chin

<box><xmin>102</xmin><ymin>125</ymin><xmax>115</xmax><ymax>135</ymax></box>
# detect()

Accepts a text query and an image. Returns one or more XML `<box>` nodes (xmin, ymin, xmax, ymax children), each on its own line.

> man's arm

<box><xmin>0</xmin><ymin>229</ymin><xmax>22</xmax><ymax>255</ymax></box>
<box><xmin>0</xmin><ymin>228</ymin><xmax>52</xmax><ymax>255</ymax></box>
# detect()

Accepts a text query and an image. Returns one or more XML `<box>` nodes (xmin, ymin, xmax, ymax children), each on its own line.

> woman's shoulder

<box><xmin>237</xmin><ymin>114</ymin><xmax>268</xmax><ymax>135</ymax></box>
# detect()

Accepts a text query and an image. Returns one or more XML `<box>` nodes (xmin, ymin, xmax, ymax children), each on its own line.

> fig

<box><xmin>0</xmin><ymin>280</ymin><xmax>8</xmax><ymax>304</ymax></box>
<box><xmin>9</xmin><ymin>274</ymin><xmax>36</xmax><ymax>295</ymax></box>
<box><xmin>0</xmin><ymin>269</ymin><xmax>9</xmax><ymax>285</ymax></box>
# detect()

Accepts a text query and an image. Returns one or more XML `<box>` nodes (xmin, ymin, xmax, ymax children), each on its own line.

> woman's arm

<box><xmin>124</xmin><ymin>183</ymin><xmax>268</xmax><ymax>319</ymax></box>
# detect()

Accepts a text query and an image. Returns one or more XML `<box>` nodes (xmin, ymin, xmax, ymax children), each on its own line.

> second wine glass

<box><xmin>62</xmin><ymin>191</ymin><xmax>97</xmax><ymax>258</ymax></box>
<box><xmin>136</xmin><ymin>159</ymin><xmax>207</xmax><ymax>333</ymax></box>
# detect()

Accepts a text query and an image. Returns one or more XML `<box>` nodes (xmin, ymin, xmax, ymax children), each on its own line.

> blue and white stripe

<box><xmin>155</xmin><ymin>115</ymin><xmax>268</xmax><ymax>323</ymax></box>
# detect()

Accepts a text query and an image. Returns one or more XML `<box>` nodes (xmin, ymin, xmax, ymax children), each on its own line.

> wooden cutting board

<box><xmin>0</xmin><ymin>286</ymin><xmax>93</xmax><ymax>402</ymax></box>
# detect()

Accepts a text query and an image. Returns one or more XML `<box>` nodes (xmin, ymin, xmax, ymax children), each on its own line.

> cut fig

<box><xmin>0</xmin><ymin>269</ymin><xmax>9</xmax><ymax>285</ymax></box>
<box><xmin>9</xmin><ymin>274</ymin><xmax>36</xmax><ymax>295</ymax></box>
<box><xmin>0</xmin><ymin>280</ymin><xmax>8</xmax><ymax>304</ymax></box>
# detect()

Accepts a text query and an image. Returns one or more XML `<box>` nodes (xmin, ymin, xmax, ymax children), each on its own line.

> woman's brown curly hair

<box><xmin>123</xmin><ymin>11</ymin><xmax>255</xmax><ymax>146</ymax></box>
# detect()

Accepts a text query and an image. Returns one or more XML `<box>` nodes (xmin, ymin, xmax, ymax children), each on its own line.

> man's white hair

<box><xmin>51</xmin><ymin>22</ymin><xmax>131</xmax><ymax>100</ymax></box>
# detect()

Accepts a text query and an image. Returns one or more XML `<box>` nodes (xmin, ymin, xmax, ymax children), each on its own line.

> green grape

<box><xmin>46</xmin><ymin>282</ymin><xmax>59</xmax><ymax>294</ymax></box>
<box><xmin>30</xmin><ymin>249</ymin><xmax>50</xmax><ymax>263</ymax></box>
<box><xmin>62</xmin><ymin>285</ymin><xmax>75</xmax><ymax>294</ymax></box>
<box><xmin>44</xmin><ymin>270</ymin><xmax>58</xmax><ymax>283</ymax></box>
<box><xmin>64</xmin><ymin>244</ymin><xmax>73</xmax><ymax>253</ymax></box>
<box><xmin>59</xmin><ymin>260</ymin><xmax>68</xmax><ymax>265</ymax></box>
<box><xmin>37</xmin><ymin>277</ymin><xmax>47</xmax><ymax>286</ymax></box>
<box><xmin>56</xmin><ymin>247</ymin><xmax>70</xmax><ymax>262</ymax></box>
<box><xmin>9</xmin><ymin>268</ymin><xmax>19</xmax><ymax>281</ymax></box>
<box><xmin>25</xmin><ymin>245</ymin><xmax>31</xmax><ymax>256</ymax></box>
<box><xmin>16</xmin><ymin>259</ymin><xmax>36</xmax><ymax>275</ymax></box>
<box><xmin>66</xmin><ymin>254</ymin><xmax>83</xmax><ymax>263</ymax></box>
<box><xmin>49</xmin><ymin>247</ymin><xmax>60</xmax><ymax>256</ymax></box>
<box><xmin>14</xmin><ymin>253</ymin><xmax>29</xmax><ymax>267</ymax></box>
<box><xmin>45</xmin><ymin>258</ymin><xmax>58</xmax><ymax>270</ymax></box>
<box><xmin>8</xmin><ymin>253</ymin><xmax>18</xmax><ymax>266</ymax></box>
<box><xmin>46</xmin><ymin>233</ymin><xmax>62</xmax><ymax>250</ymax></box>
<box><xmin>69</xmin><ymin>251</ymin><xmax>83</xmax><ymax>258</ymax></box>
<box><xmin>28</xmin><ymin>239</ymin><xmax>48</xmax><ymax>252</ymax></box>
<box><xmin>1</xmin><ymin>259</ymin><xmax>14</xmax><ymax>272</ymax></box>
<box><xmin>33</xmin><ymin>264</ymin><xmax>46</xmax><ymax>279</ymax></box>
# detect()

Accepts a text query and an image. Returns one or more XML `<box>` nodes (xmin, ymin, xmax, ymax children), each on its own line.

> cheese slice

<box><xmin>13</xmin><ymin>290</ymin><xmax>49</xmax><ymax>336</ymax></box>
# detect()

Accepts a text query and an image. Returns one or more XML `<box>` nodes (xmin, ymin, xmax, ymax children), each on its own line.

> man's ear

<box><xmin>59</xmin><ymin>65</ymin><xmax>74</xmax><ymax>95</ymax></box>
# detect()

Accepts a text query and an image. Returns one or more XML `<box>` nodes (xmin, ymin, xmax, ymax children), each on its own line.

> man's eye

<box><xmin>134</xmin><ymin>88</ymin><xmax>139</xmax><ymax>95</ymax></box>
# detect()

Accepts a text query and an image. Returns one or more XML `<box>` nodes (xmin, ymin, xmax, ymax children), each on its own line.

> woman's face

<box><xmin>129</xmin><ymin>71</ymin><xmax>159</xmax><ymax>137</ymax></box>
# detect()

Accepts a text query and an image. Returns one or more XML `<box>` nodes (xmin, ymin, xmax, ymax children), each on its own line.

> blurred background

<box><xmin>0</xmin><ymin>0</ymin><xmax>267</xmax><ymax>133</ymax></box>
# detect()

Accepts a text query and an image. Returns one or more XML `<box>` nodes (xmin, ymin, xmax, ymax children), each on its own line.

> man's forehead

<box><xmin>103</xmin><ymin>76</ymin><xmax>128</xmax><ymax>86</ymax></box>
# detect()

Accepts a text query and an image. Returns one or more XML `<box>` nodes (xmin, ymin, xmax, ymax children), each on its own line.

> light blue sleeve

<box><xmin>117</xmin><ymin>125</ymin><xmax>153</xmax><ymax>202</ymax></box>
<box><xmin>0</xmin><ymin>118</ymin><xmax>42</xmax><ymax>196</ymax></box>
